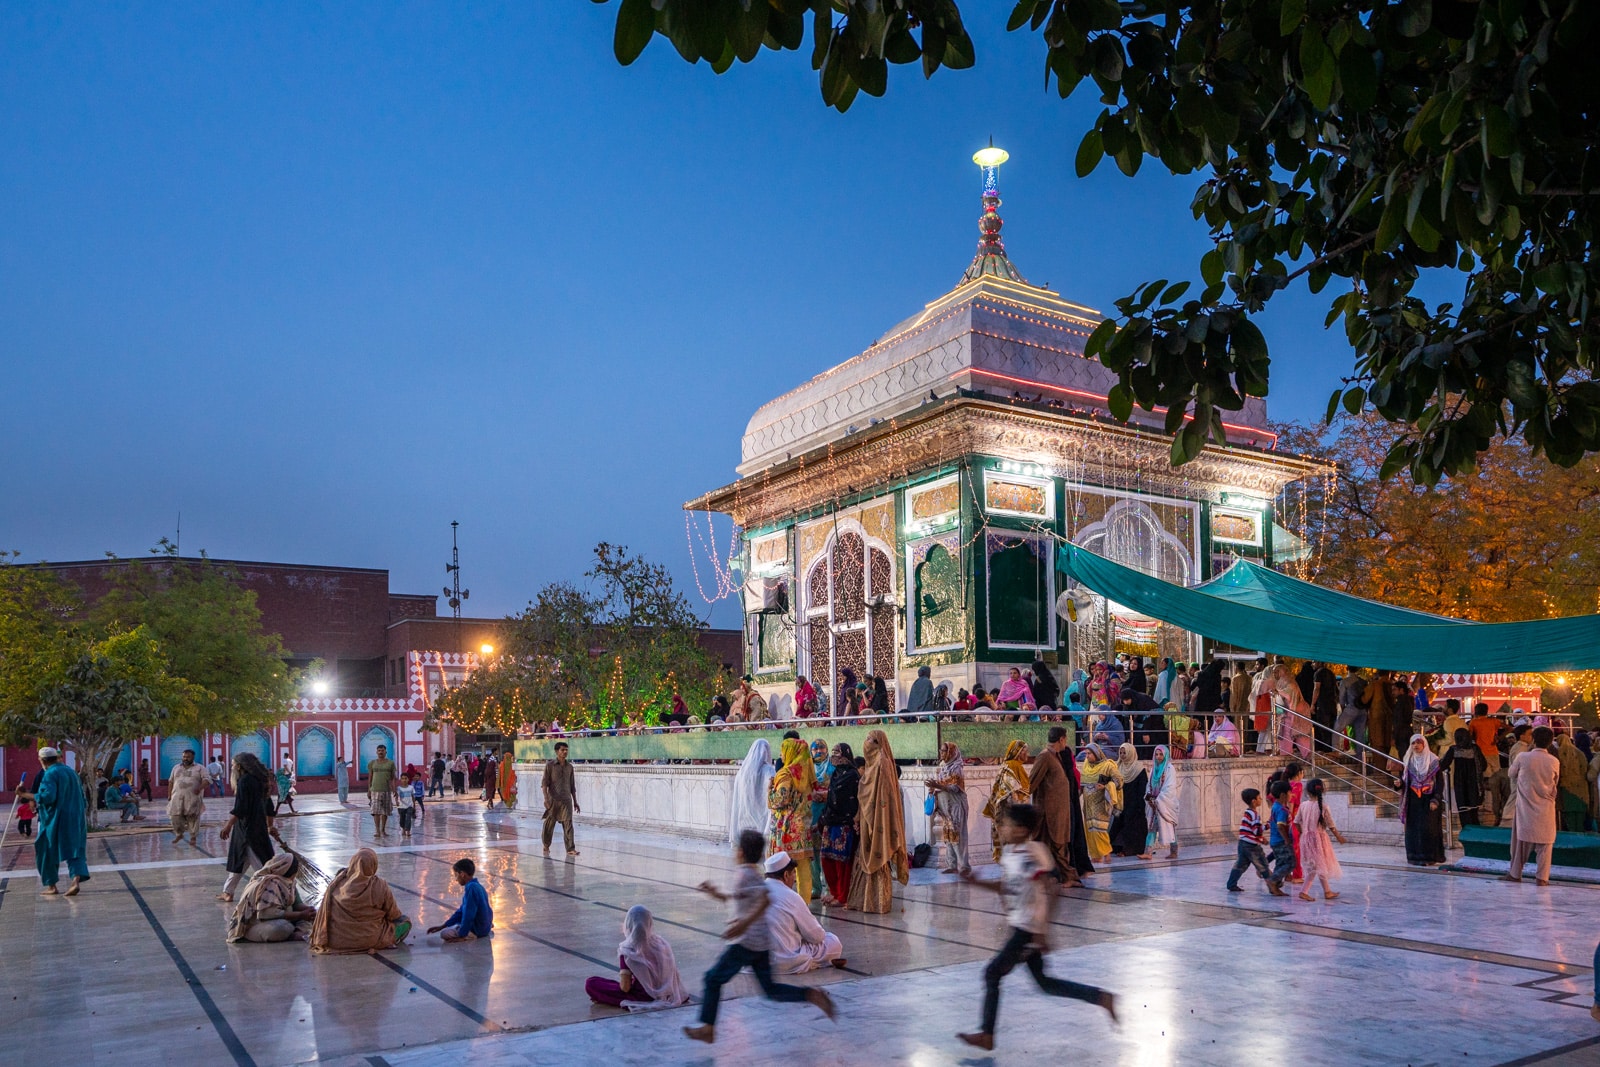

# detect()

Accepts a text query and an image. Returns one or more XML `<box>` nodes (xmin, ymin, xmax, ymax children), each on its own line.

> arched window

<box><xmin>230</xmin><ymin>732</ymin><xmax>272</xmax><ymax>767</ymax></box>
<box><xmin>358</xmin><ymin>726</ymin><xmax>397</xmax><ymax>776</ymax></box>
<box><xmin>1069</xmin><ymin>498</ymin><xmax>1197</xmax><ymax>667</ymax></box>
<box><xmin>158</xmin><ymin>735</ymin><xmax>201</xmax><ymax>780</ymax></box>
<box><xmin>912</xmin><ymin>542</ymin><xmax>964</xmax><ymax>650</ymax></box>
<box><xmin>803</xmin><ymin>522</ymin><xmax>897</xmax><ymax>710</ymax></box>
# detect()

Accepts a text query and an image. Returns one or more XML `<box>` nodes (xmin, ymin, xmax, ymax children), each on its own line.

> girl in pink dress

<box><xmin>1295</xmin><ymin>778</ymin><xmax>1348</xmax><ymax>900</ymax></box>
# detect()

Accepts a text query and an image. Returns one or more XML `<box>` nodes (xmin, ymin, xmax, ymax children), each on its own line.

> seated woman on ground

<box><xmin>1207</xmin><ymin>712</ymin><xmax>1241</xmax><ymax>757</ymax></box>
<box><xmin>309</xmin><ymin>848</ymin><xmax>411</xmax><ymax>954</ymax></box>
<box><xmin>585</xmin><ymin>905</ymin><xmax>689</xmax><ymax>1010</ymax></box>
<box><xmin>227</xmin><ymin>853</ymin><xmax>316</xmax><ymax>943</ymax></box>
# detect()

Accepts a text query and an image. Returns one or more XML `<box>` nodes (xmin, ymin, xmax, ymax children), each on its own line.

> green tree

<box><xmin>595</xmin><ymin>0</ymin><xmax>1600</xmax><ymax>484</ymax></box>
<box><xmin>434</xmin><ymin>544</ymin><xmax>722</xmax><ymax>732</ymax></box>
<box><xmin>7</xmin><ymin>628</ymin><xmax>201</xmax><ymax>828</ymax></box>
<box><xmin>90</xmin><ymin>543</ymin><xmax>300</xmax><ymax>738</ymax></box>
<box><xmin>0</xmin><ymin>554</ymin><xmax>81</xmax><ymax>720</ymax></box>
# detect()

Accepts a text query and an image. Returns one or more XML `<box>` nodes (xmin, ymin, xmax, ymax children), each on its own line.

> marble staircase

<box><xmin>1312</xmin><ymin>751</ymin><xmax>1404</xmax><ymax>844</ymax></box>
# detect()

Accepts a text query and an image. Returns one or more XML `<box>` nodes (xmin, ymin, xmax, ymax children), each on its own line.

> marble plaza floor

<box><xmin>3</xmin><ymin>795</ymin><xmax>1598</xmax><ymax>1067</ymax></box>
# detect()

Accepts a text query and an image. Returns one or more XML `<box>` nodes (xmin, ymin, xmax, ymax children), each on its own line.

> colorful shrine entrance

<box><xmin>804</xmin><ymin>524</ymin><xmax>897</xmax><ymax>710</ymax></box>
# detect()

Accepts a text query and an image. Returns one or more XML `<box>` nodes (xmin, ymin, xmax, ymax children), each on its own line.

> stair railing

<box><xmin>1273</xmin><ymin>706</ymin><xmax>1402</xmax><ymax>808</ymax></box>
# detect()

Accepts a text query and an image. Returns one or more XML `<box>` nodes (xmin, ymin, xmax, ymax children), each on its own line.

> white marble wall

<box><xmin>514</xmin><ymin>755</ymin><xmax>1383</xmax><ymax>859</ymax></box>
<box><xmin>518</xmin><ymin>761</ymin><xmax>946</xmax><ymax>847</ymax></box>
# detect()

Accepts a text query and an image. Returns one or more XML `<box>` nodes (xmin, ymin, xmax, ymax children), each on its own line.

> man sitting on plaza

<box><xmin>763</xmin><ymin>851</ymin><xmax>845</xmax><ymax>973</ymax></box>
<box><xmin>111</xmin><ymin>772</ymin><xmax>146</xmax><ymax>822</ymax></box>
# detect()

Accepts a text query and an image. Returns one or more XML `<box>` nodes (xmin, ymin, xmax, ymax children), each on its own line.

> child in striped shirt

<box><xmin>1226</xmin><ymin>788</ymin><xmax>1273</xmax><ymax>892</ymax></box>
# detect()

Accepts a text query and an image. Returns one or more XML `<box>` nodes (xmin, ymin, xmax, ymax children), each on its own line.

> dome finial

<box><xmin>962</xmin><ymin>141</ymin><xmax>1026</xmax><ymax>285</ymax></box>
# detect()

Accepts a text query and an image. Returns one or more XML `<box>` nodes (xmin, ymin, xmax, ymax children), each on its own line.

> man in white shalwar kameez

<box><xmin>167</xmin><ymin>749</ymin><xmax>209</xmax><ymax>846</ymax></box>
<box><xmin>763</xmin><ymin>851</ymin><xmax>844</xmax><ymax>974</ymax></box>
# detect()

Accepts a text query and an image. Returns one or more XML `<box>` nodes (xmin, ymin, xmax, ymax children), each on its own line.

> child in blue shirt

<box><xmin>429</xmin><ymin>858</ymin><xmax>493</xmax><ymax>941</ymax></box>
<box><xmin>411</xmin><ymin>776</ymin><xmax>426</xmax><ymax>821</ymax></box>
<box><xmin>1266</xmin><ymin>780</ymin><xmax>1294</xmax><ymax>895</ymax></box>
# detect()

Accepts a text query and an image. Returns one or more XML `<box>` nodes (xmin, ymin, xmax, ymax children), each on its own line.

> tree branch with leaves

<box><xmin>594</xmin><ymin>0</ymin><xmax>1600</xmax><ymax>484</ymax></box>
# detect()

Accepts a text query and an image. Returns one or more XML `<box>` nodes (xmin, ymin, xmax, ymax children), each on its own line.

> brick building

<box><xmin>2</xmin><ymin>556</ymin><xmax>739</xmax><ymax>795</ymax></box>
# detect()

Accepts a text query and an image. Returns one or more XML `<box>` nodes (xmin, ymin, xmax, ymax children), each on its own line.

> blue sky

<box><xmin>1</xmin><ymin>3</ymin><xmax>1360</xmax><ymax>627</ymax></box>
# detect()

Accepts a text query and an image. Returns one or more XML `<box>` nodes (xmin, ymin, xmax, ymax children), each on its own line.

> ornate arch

<box><xmin>800</xmin><ymin>513</ymin><xmax>898</xmax><ymax>709</ymax></box>
<box><xmin>1068</xmin><ymin>497</ymin><xmax>1198</xmax><ymax>667</ymax></box>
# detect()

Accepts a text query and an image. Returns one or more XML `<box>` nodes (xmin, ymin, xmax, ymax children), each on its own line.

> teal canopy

<box><xmin>1058</xmin><ymin>543</ymin><xmax>1600</xmax><ymax>672</ymax></box>
<box><xmin>1197</xmin><ymin>558</ymin><xmax>1469</xmax><ymax>627</ymax></box>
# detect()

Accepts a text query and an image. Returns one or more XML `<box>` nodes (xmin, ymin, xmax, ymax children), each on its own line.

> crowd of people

<box><xmin>515</xmin><ymin>657</ymin><xmax>1578</xmax><ymax>770</ymax></box>
<box><xmin>15</xmin><ymin>683</ymin><xmax>1599</xmax><ymax>1051</ymax></box>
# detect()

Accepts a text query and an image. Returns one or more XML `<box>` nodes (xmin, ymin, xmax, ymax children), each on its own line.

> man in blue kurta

<box><xmin>18</xmin><ymin>747</ymin><xmax>90</xmax><ymax>896</ymax></box>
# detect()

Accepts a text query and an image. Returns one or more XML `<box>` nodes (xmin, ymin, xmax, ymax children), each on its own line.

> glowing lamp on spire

<box><xmin>972</xmin><ymin>144</ymin><xmax>1009</xmax><ymax>191</ymax></box>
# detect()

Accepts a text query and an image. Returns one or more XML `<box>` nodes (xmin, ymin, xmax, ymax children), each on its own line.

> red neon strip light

<box><xmin>962</xmin><ymin>369</ymin><xmax>1279</xmax><ymax>445</ymax></box>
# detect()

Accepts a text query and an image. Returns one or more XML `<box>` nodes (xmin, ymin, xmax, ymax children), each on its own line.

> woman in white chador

<box><xmin>1145</xmin><ymin>745</ymin><xmax>1180</xmax><ymax>859</ymax></box>
<box><xmin>728</xmin><ymin>738</ymin><xmax>775</xmax><ymax>843</ymax></box>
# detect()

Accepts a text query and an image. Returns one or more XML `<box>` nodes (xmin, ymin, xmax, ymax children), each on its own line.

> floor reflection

<box><xmin>2</xmin><ymin>794</ymin><xmax>1594</xmax><ymax>1067</ymax></box>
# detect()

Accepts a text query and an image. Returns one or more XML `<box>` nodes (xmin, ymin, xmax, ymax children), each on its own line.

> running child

<box><xmin>957</xmin><ymin>804</ymin><xmax>1116</xmax><ymax>1050</ymax></box>
<box><xmin>682</xmin><ymin>829</ymin><xmax>835</xmax><ymax>1044</ymax></box>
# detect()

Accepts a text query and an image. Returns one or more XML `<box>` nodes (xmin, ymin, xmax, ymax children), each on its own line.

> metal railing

<box><xmin>1274</xmin><ymin>706</ymin><xmax>1403</xmax><ymax>809</ymax></box>
<box><xmin>512</xmin><ymin>709</ymin><xmax>1083</xmax><ymax>763</ymax></box>
<box><xmin>509</xmin><ymin>706</ymin><xmax>1263</xmax><ymax>763</ymax></box>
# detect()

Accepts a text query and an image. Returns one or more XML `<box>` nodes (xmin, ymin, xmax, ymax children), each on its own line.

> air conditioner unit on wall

<box><xmin>743</xmin><ymin>577</ymin><xmax>789</xmax><ymax>615</ymax></box>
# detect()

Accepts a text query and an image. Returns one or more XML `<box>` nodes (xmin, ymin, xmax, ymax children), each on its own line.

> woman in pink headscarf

<box><xmin>996</xmin><ymin>668</ymin><xmax>1034</xmax><ymax>711</ymax></box>
<box><xmin>585</xmin><ymin>904</ymin><xmax>689</xmax><ymax>1010</ymax></box>
<box><xmin>1089</xmin><ymin>662</ymin><xmax>1121</xmax><ymax>708</ymax></box>
<box><xmin>794</xmin><ymin>675</ymin><xmax>818</xmax><ymax>718</ymax></box>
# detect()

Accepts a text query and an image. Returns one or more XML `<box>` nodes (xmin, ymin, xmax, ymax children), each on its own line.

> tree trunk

<box><xmin>67</xmin><ymin>736</ymin><xmax>124</xmax><ymax>831</ymax></box>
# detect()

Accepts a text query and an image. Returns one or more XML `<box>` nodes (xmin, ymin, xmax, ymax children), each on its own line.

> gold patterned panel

<box><xmin>690</xmin><ymin>402</ymin><xmax>1331</xmax><ymax>529</ymax></box>
<box><xmin>751</xmin><ymin>532</ymin><xmax>789</xmax><ymax>570</ymax></box>
<box><xmin>909</xmin><ymin>480</ymin><xmax>960</xmax><ymax>523</ymax></box>
<box><xmin>986</xmin><ymin>479</ymin><xmax>1048</xmax><ymax>516</ymax></box>
<box><xmin>1211</xmin><ymin>510</ymin><xmax>1261</xmax><ymax>545</ymax></box>
<box><xmin>860</xmin><ymin>498</ymin><xmax>896</xmax><ymax>548</ymax></box>
<box><xmin>800</xmin><ymin>522</ymin><xmax>831</xmax><ymax>570</ymax></box>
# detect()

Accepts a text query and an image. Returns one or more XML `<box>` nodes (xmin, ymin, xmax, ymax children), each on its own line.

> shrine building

<box><xmin>685</xmin><ymin>147</ymin><xmax>1327</xmax><ymax>715</ymax></box>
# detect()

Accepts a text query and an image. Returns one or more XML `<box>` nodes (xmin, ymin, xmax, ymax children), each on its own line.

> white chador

<box><xmin>765</xmin><ymin>877</ymin><xmax>843</xmax><ymax>974</ymax></box>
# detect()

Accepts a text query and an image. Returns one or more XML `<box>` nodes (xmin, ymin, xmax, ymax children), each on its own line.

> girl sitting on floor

<box><xmin>585</xmin><ymin>905</ymin><xmax>689</xmax><ymax>1010</ymax></box>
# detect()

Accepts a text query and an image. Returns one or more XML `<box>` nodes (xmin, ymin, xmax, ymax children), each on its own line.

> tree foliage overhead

<box><xmin>594</xmin><ymin>0</ymin><xmax>1600</xmax><ymax>484</ymax></box>
<box><xmin>0</xmin><ymin>552</ymin><xmax>81</xmax><ymax>721</ymax></box>
<box><xmin>1275</xmin><ymin>412</ymin><xmax>1600</xmax><ymax>621</ymax></box>
<box><xmin>21</xmin><ymin>628</ymin><xmax>199</xmax><ymax>827</ymax></box>
<box><xmin>433</xmin><ymin>543</ymin><xmax>724</xmax><ymax>733</ymax></box>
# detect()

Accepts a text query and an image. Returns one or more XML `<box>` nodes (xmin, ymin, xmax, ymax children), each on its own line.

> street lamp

<box><xmin>311</xmin><ymin>679</ymin><xmax>330</xmax><ymax>697</ymax></box>
<box><xmin>480</xmin><ymin>643</ymin><xmax>495</xmax><ymax>657</ymax></box>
